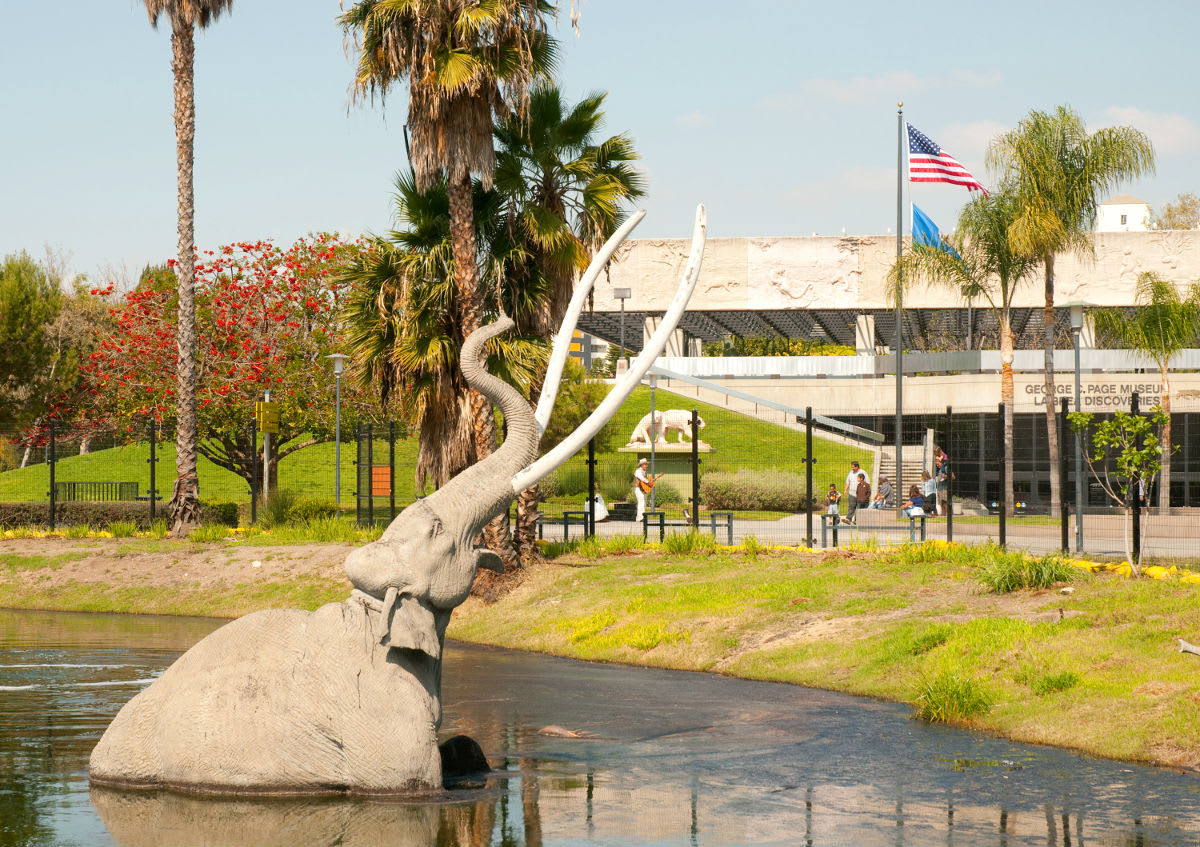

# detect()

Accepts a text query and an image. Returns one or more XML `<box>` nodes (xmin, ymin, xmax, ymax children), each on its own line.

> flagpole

<box><xmin>895</xmin><ymin>102</ymin><xmax>904</xmax><ymax>514</ymax></box>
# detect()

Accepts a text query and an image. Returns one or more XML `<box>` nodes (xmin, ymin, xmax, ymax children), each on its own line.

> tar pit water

<box><xmin>2</xmin><ymin>608</ymin><xmax>1199</xmax><ymax>846</ymax></box>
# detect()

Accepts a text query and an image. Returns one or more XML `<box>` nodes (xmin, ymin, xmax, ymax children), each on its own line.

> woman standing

<box><xmin>933</xmin><ymin>445</ymin><xmax>951</xmax><ymax>516</ymax></box>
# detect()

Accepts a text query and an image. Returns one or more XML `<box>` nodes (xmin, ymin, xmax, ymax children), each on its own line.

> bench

<box><xmin>820</xmin><ymin>513</ymin><xmax>926</xmax><ymax>548</ymax></box>
<box><xmin>536</xmin><ymin>510</ymin><xmax>589</xmax><ymax>542</ymax></box>
<box><xmin>53</xmin><ymin>481</ymin><xmax>139</xmax><ymax>502</ymax></box>
<box><xmin>642</xmin><ymin>510</ymin><xmax>734</xmax><ymax>544</ymax></box>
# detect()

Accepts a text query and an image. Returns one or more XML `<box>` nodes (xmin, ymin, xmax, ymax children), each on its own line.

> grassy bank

<box><xmin>2</xmin><ymin>535</ymin><xmax>1198</xmax><ymax>770</ymax></box>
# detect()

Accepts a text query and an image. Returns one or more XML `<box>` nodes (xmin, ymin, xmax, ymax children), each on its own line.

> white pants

<box><xmin>635</xmin><ymin>488</ymin><xmax>646</xmax><ymax>521</ymax></box>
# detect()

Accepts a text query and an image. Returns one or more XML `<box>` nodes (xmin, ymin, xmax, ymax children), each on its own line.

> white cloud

<box><xmin>676</xmin><ymin>110</ymin><xmax>713</xmax><ymax>129</ymax></box>
<box><xmin>937</xmin><ymin>120</ymin><xmax>1008</xmax><ymax>159</ymax></box>
<box><xmin>802</xmin><ymin>71</ymin><xmax>924</xmax><ymax>106</ymax></box>
<box><xmin>1103</xmin><ymin>106</ymin><xmax>1200</xmax><ymax>155</ymax></box>
<box><xmin>792</xmin><ymin>68</ymin><xmax>1003</xmax><ymax>107</ymax></box>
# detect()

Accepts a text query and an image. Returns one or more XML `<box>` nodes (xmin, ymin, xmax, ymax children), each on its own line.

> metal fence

<box><xmin>2</xmin><ymin>388</ymin><xmax>1198</xmax><ymax>563</ymax></box>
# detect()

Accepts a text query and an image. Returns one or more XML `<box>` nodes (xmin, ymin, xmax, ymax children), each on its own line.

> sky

<box><xmin>4</xmin><ymin>1</ymin><xmax>1200</xmax><ymax>284</ymax></box>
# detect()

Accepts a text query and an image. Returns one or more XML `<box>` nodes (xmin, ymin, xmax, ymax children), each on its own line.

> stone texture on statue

<box><xmin>89</xmin><ymin>602</ymin><xmax>442</xmax><ymax>794</ymax></box>
<box><xmin>627</xmin><ymin>409</ymin><xmax>706</xmax><ymax>447</ymax></box>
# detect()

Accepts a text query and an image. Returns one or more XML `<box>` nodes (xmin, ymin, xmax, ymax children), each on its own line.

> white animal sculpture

<box><xmin>628</xmin><ymin>409</ymin><xmax>705</xmax><ymax>446</ymax></box>
<box><xmin>89</xmin><ymin>205</ymin><xmax>708</xmax><ymax>796</ymax></box>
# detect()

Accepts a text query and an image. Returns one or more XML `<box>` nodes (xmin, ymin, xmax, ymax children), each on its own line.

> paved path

<box><xmin>548</xmin><ymin>508</ymin><xmax>1200</xmax><ymax>560</ymax></box>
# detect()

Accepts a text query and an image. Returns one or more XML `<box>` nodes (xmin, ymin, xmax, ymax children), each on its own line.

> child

<box><xmin>826</xmin><ymin>483</ymin><xmax>841</xmax><ymax>519</ymax></box>
<box><xmin>902</xmin><ymin>484</ymin><xmax>925</xmax><ymax>517</ymax></box>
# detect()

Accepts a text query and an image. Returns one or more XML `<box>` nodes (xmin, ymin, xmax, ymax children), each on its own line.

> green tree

<box><xmin>986</xmin><ymin>106</ymin><xmax>1155</xmax><ymax>515</ymax></box>
<box><xmin>1091</xmin><ymin>272</ymin><xmax>1200</xmax><ymax>509</ymax></box>
<box><xmin>1151</xmin><ymin>192</ymin><xmax>1200</xmax><ymax>230</ymax></box>
<box><xmin>340</xmin><ymin>172</ymin><xmax>543</xmax><ymax>493</ymax></box>
<box><xmin>1070</xmin><ymin>406</ymin><xmax>1168</xmax><ymax>574</ymax></box>
<box><xmin>141</xmin><ymin>0</ymin><xmax>235</xmax><ymax>534</ymax></box>
<box><xmin>492</xmin><ymin>84</ymin><xmax>644</xmax><ymax>560</ymax></box>
<box><xmin>0</xmin><ymin>252</ymin><xmax>62</xmax><ymax>429</ymax></box>
<box><xmin>889</xmin><ymin>189</ymin><xmax>1040</xmax><ymax>516</ymax></box>
<box><xmin>340</xmin><ymin>0</ymin><xmax>555</xmax><ymax>564</ymax></box>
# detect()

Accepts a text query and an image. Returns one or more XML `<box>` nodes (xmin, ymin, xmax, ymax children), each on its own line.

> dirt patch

<box><xmin>0</xmin><ymin>538</ymin><xmax>355</xmax><ymax>593</ymax></box>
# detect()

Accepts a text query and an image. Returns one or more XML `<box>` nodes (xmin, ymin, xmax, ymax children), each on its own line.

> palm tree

<box><xmin>340</xmin><ymin>0</ymin><xmax>555</xmax><ymax>564</ymax></box>
<box><xmin>340</xmin><ymin>171</ymin><xmax>544</xmax><ymax>493</ymax></box>
<box><xmin>1091</xmin><ymin>272</ymin><xmax>1200</xmax><ymax>510</ymax></box>
<box><xmin>890</xmin><ymin>189</ymin><xmax>1040</xmax><ymax>515</ymax></box>
<box><xmin>492</xmin><ymin>85</ymin><xmax>645</xmax><ymax>560</ymax></box>
<box><xmin>986</xmin><ymin>105</ymin><xmax>1154</xmax><ymax>514</ymax></box>
<box><xmin>141</xmin><ymin>0</ymin><xmax>234</xmax><ymax>535</ymax></box>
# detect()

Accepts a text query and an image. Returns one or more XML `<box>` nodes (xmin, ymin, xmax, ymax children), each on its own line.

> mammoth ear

<box><xmin>474</xmin><ymin>549</ymin><xmax>505</xmax><ymax>574</ymax></box>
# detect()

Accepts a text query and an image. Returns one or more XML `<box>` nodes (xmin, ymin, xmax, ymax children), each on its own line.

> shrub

<box><xmin>106</xmin><ymin>520</ymin><xmax>138</xmax><ymax>538</ymax></box>
<box><xmin>286</xmin><ymin>497</ymin><xmax>339</xmax><ymax>523</ymax></box>
<box><xmin>1030</xmin><ymin>670</ymin><xmax>1081</xmax><ymax>696</ymax></box>
<box><xmin>599</xmin><ymin>533</ymin><xmax>645</xmax><ymax>555</ymax></box>
<box><xmin>701</xmin><ymin>469</ymin><xmax>811</xmax><ymax>512</ymax></box>
<box><xmin>259</xmin><ymin>490</ymin><xmax>297</xmax><ymax>528</ymax></box>
<box><xmin>201</xmin><ymin>500</ymin><xmax>239</xmax><ymax>528</ymax></box>
<box><xmin>741</xmin><ymin>535</ymin><xmax>762</xmax><ymax>557</ymax></box>
<box><xmin>553</xmin><ymin>464</ymin><xmax>590</xmax><ymax>497</ymax></box>
<box><xmin>662</xmin><ymin>530</ymin><xmax>718</xmax><ymax>555</ymax></box>
<box><xmin>189</xmin><ymin>524</ymin><xmax>230</xmax><ymax>542</ymax></box>
<box><xmin>914</xmin><ymin>671</ymin><xmax>992</xmax><ymax>722</ymax></box>
<box><xmin>651</xmin><ymin>481</ymin><xmax>683</xmax><ymax>506</ymax></box>
<box><xmin>978</xmin><ymin>551</ymin><xmax>1079</xmax><ymax>593</ymax></box>
<box><xmin>0</xmin><ymin>501</ymin><xmax>156</xmax><ymax>530</ymax></box>
<box><xmin>148</xmin><ymin>518</ymin><xmax>169</xmax><ymax>538</ymax></box>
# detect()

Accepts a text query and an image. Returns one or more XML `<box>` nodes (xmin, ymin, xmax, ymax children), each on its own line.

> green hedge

<box><xmin>0</xmin><ymin>500</ymin><xmax>239</xmax><ymax>529</ymax></box>
<box><xmin>700</xmin><ymin>469</ymin><xmax>816</xmax><ymax>512</ymax></box>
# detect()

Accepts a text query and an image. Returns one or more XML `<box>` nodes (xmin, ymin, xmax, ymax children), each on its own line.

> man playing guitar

<box><xmin>633</xmin><ymin>457</ymin><xmax>662</xmax><ymax>522</ymax></box>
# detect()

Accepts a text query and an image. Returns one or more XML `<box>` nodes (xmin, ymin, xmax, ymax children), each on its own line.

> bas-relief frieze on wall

<box><xmin>597</xmin><ymin>231</ymin><xmax>1200</xmax><ymax>313</ymax></box>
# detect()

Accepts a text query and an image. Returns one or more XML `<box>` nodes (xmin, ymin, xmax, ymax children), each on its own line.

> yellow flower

<box><xmin>1143</xmin><ymin>565</ymin><xmax>1172</xmax><ymax>580</ymax></box>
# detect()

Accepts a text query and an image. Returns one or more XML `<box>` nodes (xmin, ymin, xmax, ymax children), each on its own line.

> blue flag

<box><xmin>911</xmin><ymin>204</ymin><xmax>960</xmax><ymax>259</ymax></box>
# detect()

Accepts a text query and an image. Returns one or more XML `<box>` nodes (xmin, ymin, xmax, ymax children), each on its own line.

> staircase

<box><xmin>877</xmin><ymin>446</ymin><xmax>927</xmax><ymax>494</ymax></box>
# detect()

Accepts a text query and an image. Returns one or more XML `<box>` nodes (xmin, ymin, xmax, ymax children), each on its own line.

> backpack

<box><xmin>856</xmin><ymin>480</ymin><xmax>870</xmax><ymax>505</ymax></box>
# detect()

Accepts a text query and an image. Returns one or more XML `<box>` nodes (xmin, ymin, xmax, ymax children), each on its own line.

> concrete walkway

<box><xmin>551</xmin><ymin>507</ymin><xmax>1200</xmax><ymax>560</ymax></box>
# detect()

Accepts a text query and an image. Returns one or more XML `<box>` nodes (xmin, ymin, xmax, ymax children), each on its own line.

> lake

<box><xmin>2</xmin><ymin>607</ymin><xmax>1199</xmax><ymax>846</ymax></box>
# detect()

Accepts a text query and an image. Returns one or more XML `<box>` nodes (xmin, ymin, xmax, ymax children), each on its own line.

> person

<box><xmin>633</xmin><ymin>458</ymin><xmax>661</xmax><ymax>522</ymax></box>
<box><xmin>587</xmin><ymin>482</ymin><xmax>609</xmax><ymax>523</ymax></box>
<box><xmin>847</xmin><ymin>471</ymin><xmax>870</xmax><ymax>524</ymax></box>
<box><xmin>872</xmin><ymin>476</ymin><xmax>894</xmax><ymax>509</ymax></box>
<box><xmin>902</xmin><ymin>484</ymin><xmax>925</xmax><ymax>517</ymax></box>
<box><xmin>933</xmin><ymin>445</ymin><xmax>951</xmax><ymax>516</ymax></box>
<box><xmin>921</xmin><ymin>470</ymin><xmax>937</xmax><ymax>518</ymax></box>
<box><xmin>826</xmin><ymin>483</ymin><xmax>841</xmax><ymax>520</ymax></box>
<box><xmin>845</xmin><ymin>461</ymin><xmax>870</xmax><ymax>500</ymax></box>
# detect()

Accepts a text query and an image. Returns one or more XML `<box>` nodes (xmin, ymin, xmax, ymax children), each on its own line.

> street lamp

<box><xmin>614</xmin><ymin>288</ymin><xmax>632</xmax><ymax>373</ymax></box>
<box><xmin>327</xmin><ymin>353</ymin><xmax>348</xmax><ymax>506</ymax></box>
<box><xmin>1066</xmin><ymin>302</ymin><xmax>1087</xmax><ymax>552</ymax></box>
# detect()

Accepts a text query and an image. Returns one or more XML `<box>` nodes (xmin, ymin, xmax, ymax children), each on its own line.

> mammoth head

<box><xmin>343</xmin><ymin>205</ymin><xmax>708</xmax><ymax>657</ymax></box>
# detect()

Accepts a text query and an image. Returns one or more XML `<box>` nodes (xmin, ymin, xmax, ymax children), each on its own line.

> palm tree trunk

<box><xmin>445</xmin><ymin>172</ymin><xmax>520</xmax><ymax>570</ymax></box>
<box><xmin>168</xmin><ymin>18</ymin><xmax>202</xmax><ymax>536</ymax></box>
<box><xmin>1160</xmin><ymin>365</ymin><xmax>1172</xmax><ymax>513</ymax></box>
<box><xmin>1000</xmin><ymin>313</ymin><xmax>1016</xmax><ymax>517</ymax></box>
<box><xmin>1042</xmin><ymin>254</ymin><xmax>1060</xmax><ymax>515</ymax></box>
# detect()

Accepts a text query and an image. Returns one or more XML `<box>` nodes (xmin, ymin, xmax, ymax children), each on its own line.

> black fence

<box><xmin>2</xmin><ymin>391</ymin><xmax>1197</xmax><ymax>564</ymax></box>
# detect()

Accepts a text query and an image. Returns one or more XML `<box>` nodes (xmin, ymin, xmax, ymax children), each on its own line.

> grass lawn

<box><xmin>1</xmin><ymin>384</ymin><xmax>871</xmax><ymax>514</ymax></box>
<box><xmin>4</xmin><ymin>533</ymin><xmax>1200</xmax><ymax>768</ymax></box>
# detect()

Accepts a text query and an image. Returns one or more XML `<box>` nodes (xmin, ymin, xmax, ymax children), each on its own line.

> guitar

<box><xmin>636</xmin><ymin>473</ymin><xmax>663</xmax><ymax>494</ymax></box>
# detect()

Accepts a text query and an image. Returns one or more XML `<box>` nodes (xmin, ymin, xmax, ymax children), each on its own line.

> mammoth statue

<box><xmin>89</xmin><ymin>206</ymin><xmax>707</xmax><ymax>796</ymax></box>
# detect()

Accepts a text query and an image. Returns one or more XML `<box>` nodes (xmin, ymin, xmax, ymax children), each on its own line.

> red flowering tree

<box><xmin>82</xmin><ymin>234</ymin><xmax>371</xmax><ymax>491</ymax></box>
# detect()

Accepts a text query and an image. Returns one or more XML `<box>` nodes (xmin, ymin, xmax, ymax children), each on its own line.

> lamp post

<box><xmin>327</xmin><ymin>353</ymin><xmax>348</xmax><ymax>506</ymax></box>
<box><xmin>648</xmin><ymin>372</ymin><xmax>657</xmax><ymax>512</ymax></box>
<box><xmin>614</xmin><ymin>287</ymin><xmax>631</xmax><ymax>373</ymax></box>
<box><xmin>1067</xmin><ymin>303</ymin><xmax>1086</xmax><ymax>553</ymax></box>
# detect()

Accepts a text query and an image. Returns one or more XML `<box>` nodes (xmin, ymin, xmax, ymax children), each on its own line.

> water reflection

<box><xmin>3</xmin><ymin>608</ymin><xmax>1200</xmax><ymax>846</ymax></box>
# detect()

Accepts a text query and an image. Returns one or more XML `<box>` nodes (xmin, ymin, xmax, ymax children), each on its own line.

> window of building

<box><xmin>1120</xmin><ymin>214</ymin><xmax>1128</xmax><ymax>225</ymax></box>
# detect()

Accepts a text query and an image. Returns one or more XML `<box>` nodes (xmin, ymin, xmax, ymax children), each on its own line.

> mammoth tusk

<box><xmin>534</xmin><ymin>210</ymin><xmax>646</xmax><ymax>437</ymax></box>
<box><xmin>513</xmin><ymin>204</ymin><xmax>707</xmax><ymax>494</ymax></box>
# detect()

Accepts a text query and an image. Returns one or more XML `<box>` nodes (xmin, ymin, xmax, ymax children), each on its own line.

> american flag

<box><xmin>907</xmin><ymin>124</ymin><xmax>988</xmax><ymax>193</ymax></box>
